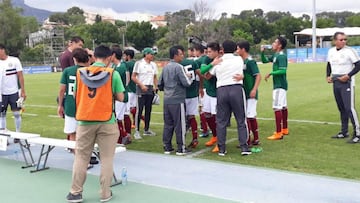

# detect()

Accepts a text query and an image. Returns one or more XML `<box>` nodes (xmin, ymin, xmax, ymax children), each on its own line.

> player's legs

<box><xmin>185</xmin><ymin>97</ymin><xmax>199</xmax><ymax>148</ymax></box>
<box><xmin>269</xmin><ymin>89</ymin><xmax>286</xmax><ymax>140</ymax></box>
<box><xmin>247</xmin><ymin>98</ymin><xmax>259</xmax><ymax>144</ymax></box>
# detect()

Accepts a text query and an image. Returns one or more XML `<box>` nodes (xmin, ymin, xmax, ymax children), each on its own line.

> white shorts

<box><xmin>125</xmin><ymin>102</ymin><xmax>130</xmax><ymax>116</ymax></box>
<box><xmin>64</xmin><ymin>115</ymin><xmax>77</xmax><ymax>134</ymax></box>
<box><xmin>185</xmin><ymin>97</ymin><xmax>199</xmax><ymax>116</ymax></box>
<box><xmin>202</xmin><ymin>91</ymin><xmax>217</xmax><ymax>115</ymax></box>
<box><xmin>272</xmin><ymin>88</ymin><xmax>287</xmax><ymax>110</ymax></box>
<box><xmin>246</xmin><ymin>98</ymin><xmax>257</xmax><ymax>118</ymax></box>
<box><xmin>128</xmin><ymin>92</ymin><xmax>137</xmax><ymax>108</ymax></box>
<box><xmin>115</xmin><ymin>101</ymin><xmax>127</xmax><ymax>120</ymax></box>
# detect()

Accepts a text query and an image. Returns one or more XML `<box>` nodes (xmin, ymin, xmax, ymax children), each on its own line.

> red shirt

<box><xmin>59</xmin><ymin>49</ymin><xmax>74</xmax><ymax>70</ymax></box>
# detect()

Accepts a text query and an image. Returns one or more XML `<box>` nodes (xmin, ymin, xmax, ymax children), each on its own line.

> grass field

<box><xmin>9</xmin><ymin>62</ymin><xmax>360</xmax><ymax>180</ymax></box>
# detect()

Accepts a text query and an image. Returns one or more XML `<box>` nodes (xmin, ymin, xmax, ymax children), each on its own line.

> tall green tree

<box><xmin>67</xmin><ymin>6</ymin><xmax>85</xmax><ymax>26</ymax></box>
<box><xmin>0</xmin><ymin>0</ymin><xmax>24</xmax><ymax>55</ymax></box>
<box><xmin>126</xmin><ymin>21</ymin><xmax>156</xmax><ymax>51</ymax></box>
<box><xmin>89</xmin><ymin>22</ymin><xmax>121</xmax><ymax>45</ymax></box>
<box><xmin>49</xmin><ymin>12</ymin><xmax>69</xmax><ymax>24</ymax></box>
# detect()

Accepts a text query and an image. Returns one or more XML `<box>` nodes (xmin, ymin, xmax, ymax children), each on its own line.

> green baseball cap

<box><xmin>142</xmin><ymin>47</ymin><xmax>155</xmax><ymax>55</ymax></box>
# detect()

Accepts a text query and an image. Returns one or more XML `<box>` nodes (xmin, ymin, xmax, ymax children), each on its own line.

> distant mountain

<box><xmin>12</xmin><ymin>0</ymin><xmax>52</xmax><ymax>22</ymax></box>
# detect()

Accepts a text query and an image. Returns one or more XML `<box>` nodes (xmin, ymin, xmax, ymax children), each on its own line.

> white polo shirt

<box><xmin>209</xmin><ymin>53</ymin><xmax>244</xmax><ymax>88</ymax></box>
<box><xmin>327</xmin><ymin>46</ymin><xmax>360</xmax><ymax>75</ymax></box>
<box><xmin>133</xmin><ymin>58</ymin><xmax>158</xmax><ymax>86</ymax></box>
<box><xmin>0</xmin><ymin>56</ymin><xmax>23</xmax><ymax>95</ymax></box>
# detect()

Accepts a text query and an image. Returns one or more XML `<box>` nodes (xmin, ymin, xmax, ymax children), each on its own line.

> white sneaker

<box><xmin>133</xmin><ymin>131</ymin><xmax>142</xmax><ymax>139</ymax></box>
<box><xmin>143</xmin><ymin>129</ymin><xmax>156</xmax><ymax>136</ymax></box>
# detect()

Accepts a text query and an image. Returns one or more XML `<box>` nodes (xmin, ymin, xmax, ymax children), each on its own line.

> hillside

<box><xmin>12</xmin><ymin>0</ymin><xmax>52</xmax><ymax>22</ymax></box>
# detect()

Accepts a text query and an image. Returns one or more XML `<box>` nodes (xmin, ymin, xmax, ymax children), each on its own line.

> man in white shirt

<box><xmin>131</xmin><ymin>48</ymin><xmax>158</xmax><ymax>139</ymax></box>
<box><xmin>207</xmin><ymin>40</ymin><xmax>251</xmax><ymax>156</ymax></box>
<box><xmin>326</xmin><ymin>31</ymin><xmax>360</xmax><ymax>143</ymax></box>
<box><xmin>0</xmin><ymin>44</ymin><xmax>26</xmax><ymax>136</ymax></box>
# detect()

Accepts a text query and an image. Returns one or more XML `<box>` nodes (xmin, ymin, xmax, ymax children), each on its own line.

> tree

<box><xmin>67</xmin><ymin>7</ymin><xmax>85</xmax><ymax>26</ymax></box>
<box><xmin>89</xmin><ymin>22</ymin><xmax>121</xmax><ymax>45</ymax></box>
<box><xmin>0</xmin><ymin>0</ymin><xmax>24</xmax><ymax>55</ymax></box>
<box><xmin>49</xmin><ymin>12</ymin><xmax>69</xmax><ymax>24</ymax></box>
<box><xmin>95</xmin><ymin>14</ymin><xmax>102</xmax><ymax>23</ymax></box>
<box><xmin>316</xmin><ymin>18</ymin><xmax>336</xmax><ymax>28</ymax></box>
<box><xmin>345</xmin><ymin>15</ymin><xmax>360</xmax><ymax>27</ymax></box>
<box><xmin>126</xmin><ymin>21</ymin><xmax>156</xmax><ymax>51</ymax></box>
<box><xmin>265</xmin><ymin>11</ymin><xmax>292</xmax><ymax>23</ymax></box>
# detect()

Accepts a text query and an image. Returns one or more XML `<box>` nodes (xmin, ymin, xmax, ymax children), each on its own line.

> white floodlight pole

<box><xmin>312</xmin><ymin>0</ymin><xmax>317</xmax><ymax>59</ymax></box>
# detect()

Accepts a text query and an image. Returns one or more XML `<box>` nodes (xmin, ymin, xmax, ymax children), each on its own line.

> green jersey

<box><xmin>243</xmin><ymin>57</ymin><xmax>260</xmax><ymax>99</ymax></box>
<box><xmin>60</xmin><ymin>65</ymin><xmax>81</xmax><ymax>117</ymax></box>
<box><xmin>113</xmin><ymin>62</ymin><xmax>128</xmax><ymax>102</ymax></box>
<box><xmin>261</xmin><ymin>51</ymin><xmax>288</xmax><ymax>90</ymax></box>
<box><xmin>196</xmin><ymin>55</ymin><xmax>216</xmax><ymax>97</ymax></box>
<box><xmin>126</xmin><ymin>60</ymin><xmax>136</xmax><ymax>93</ymax></box>
<box><xmin>181</xmin><ymin>58</ymin><xmax>199</xmax><ymax>98</ymax></box>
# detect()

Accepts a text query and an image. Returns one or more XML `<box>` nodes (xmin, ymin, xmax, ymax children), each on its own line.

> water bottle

<box><xmin>121</xmin><ymin>167</ymin><xmax>127</xmax><ymax>186</ymax></box>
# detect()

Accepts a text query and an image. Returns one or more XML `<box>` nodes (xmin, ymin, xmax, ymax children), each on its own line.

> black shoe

<box><xmin>13</xmin><ymin>138</ymin><xmax>20</xmax><ymax>143</ymax></box>
<box><xmin>164</xmin><ymin>147</ymin><xmax>175</xmax><ymax>155</ymax></box>
<box><xmin>241</xmin><ymin>146</ymin><xmax>252</xmax><ymax>156</ymax></box>
<box><xmin>218</xmin><ymin>150</ymin><xmax>227</xmax><ymax>156</ymax></box>
<box><xmin>347</xmin><ymin>136</ymin><xmax>360</xmax><ymax>144</ymax></box>
<box><xmin>66</xmin><ymin>192</ymin><xmax>83</xmax><ymax>203</ymax></box>
<box><xmin>176</xmin><ymin>148</ymin><xmax>191</xmax><ymax>156</ymax></box>
<box><xmin>90</xmin><ymin>156</ymin><xmax>99</xmax><ymax>165</ymax></box>
<box><xmin>331</xmin><ymin>132</ymin><xmax>349</xmax><ymax>139</ymax></box>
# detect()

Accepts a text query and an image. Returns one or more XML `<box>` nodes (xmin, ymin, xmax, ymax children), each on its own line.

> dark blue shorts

<box><xmin>2</xmin><ymin>93</ymin><xmax>20</xmax><ymax>112</ymax></box>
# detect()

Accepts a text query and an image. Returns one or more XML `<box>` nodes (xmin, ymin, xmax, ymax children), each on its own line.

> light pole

<box><xmin>312</xmin><ymin>0</ymin><xmax>317</xmax><ymax>60</ymax></box>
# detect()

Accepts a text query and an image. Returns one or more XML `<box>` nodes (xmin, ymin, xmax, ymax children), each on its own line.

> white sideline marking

<box><xmin>186</xmin><ymin>138</ymin><xmax>238</xmax><ymax>158</ymax></box>
<box><xmin>28</xmin><ymin>104</ymin><xmax>339</xmax><ymax>126</ymax></box>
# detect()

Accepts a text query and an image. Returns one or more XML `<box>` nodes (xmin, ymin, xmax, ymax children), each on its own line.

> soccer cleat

<box><xmin>267</xmin><ymin>132</ymin><xmax>283</xmax><ymax>140</ymax></box>
<box><xmin>331</xmin><ymin>132</ymin><xmax>349</xmax><ymax>139</ymax></box>
<box><xmin>188</xmin><ymin>139</ymin><xmax>199</xmax><ymax>148</ymax></box>
<box><xmin>66</xmin><ymin>192</ymin><xmax>83</xmax><ymax>203</ymax></box>
<box><xmin>252</xmin><ymin>139</ymin><xmax>260</xmax><ymax>145</ymax></box>
<box><xmin>205</xmin><ymin>136</ymin><xmax>217</xmax><ymax>146</ymax></box>
<box><xmin>212</xmin><ymin>145</ymin><xmax>219</xmax><ymax>153</ymax></box>
<box><xmin>347</xmin><ymin>135</ymin><xmax>360</xmax><ymax>144</ymax></box>
<box><xmin>282</xmin><ymin>128</ymin><xmax>289</xmax><ymax>135</ymax></box>
<box><xmin>143</xmin><ymin>129</ymin><xmax>156</xmax><ymax>136</ymax></box>
<box><xmin>199</xmin><ymin>131</ymin><xmax>210</xmax><ymax>138</ymax></box>
<box><xmin>133</xmin><ymin>131</ymin><xmax>142</xmax><ymax>140</ymax></box>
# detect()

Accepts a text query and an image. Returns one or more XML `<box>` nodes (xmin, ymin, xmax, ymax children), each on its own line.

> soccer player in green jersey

<box><xmin>261</xmin><ymin>36</ymin><xmax>288</xmax><ymax>140</ymax></box>
<box><xmin>237</xmin><ymin>41</ymin><xmax>261</xmax><ymax>145</ymax></box>
<box><xmin>111</xmin><ymin>46</ymin><xmax>131</xmax><ymax>145</ymax></box>
<box><xmin>58</xmin><ymin>48</ymin><xmax>90</xmax><ymax>150</ymax></box>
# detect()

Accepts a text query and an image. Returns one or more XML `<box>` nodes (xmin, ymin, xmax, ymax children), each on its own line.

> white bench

<box><xmin>27</xmin><ymin>136</ymin><xmax>126</xmax><ymax>186</ymax></box>
<box><xmin>0</xmin><ymin>131</ymin><xmax>40</xmax><ymax>169</ymax></box>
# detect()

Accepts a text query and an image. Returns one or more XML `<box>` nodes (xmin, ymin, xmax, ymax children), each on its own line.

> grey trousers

<box><xmin>333</xmin><ymin>80</ymin><xmax>360</xmax><ymax>135</ymax></box>
<box><xmin>216</xmin><ymin>85</ymin><xmax>249</xmax><ymax>152</ymax></box>
<box><xmin>162</xmin><ymin>103</ymin><xmax>186</xmax><ymax>151</ymax></box>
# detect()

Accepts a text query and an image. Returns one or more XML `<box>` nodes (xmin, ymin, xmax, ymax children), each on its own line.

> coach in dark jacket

<box><xmin>158</xmin><ymin>45</ymin><xmax>193</xmax><ymax>155</ymax></box>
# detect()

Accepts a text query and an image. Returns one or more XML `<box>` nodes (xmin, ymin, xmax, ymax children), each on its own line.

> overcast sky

<box><xmin>25</xmin><ymin>0</ymin><xmax>360</xmax><ymax>18</ymax></box>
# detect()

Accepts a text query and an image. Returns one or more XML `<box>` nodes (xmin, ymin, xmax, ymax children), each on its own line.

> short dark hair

<box><xmin>333</xmin><ymin>31</ymin><xmax>345</xmax><ymax>40</ymax></box>
<box><xmin>222</xmin><ymin>40</ymin><xmax>237</xmax><ymax>53</ymax></box>
<box><xmin>0</xmin><ymin>43</ymin><xmax>5</xmax><ymax>50</ymax></box>
<box><xmin>70</xmin><ymin>36</ymin><xmax>84</xmax><ymax>44</ymax></box>
<box><xmin>94</xmin><ymin>45</ymin><xmax>112</xmax><ymax>58</ymax></box>
<box><xmin>111</xmin><ymin>45</ymin><xmax>122</xmax><ymax>60</ymax></box>
<box><xmin>123</xmin><ymin>49</ymin><xmax>134</xmax><ymax>58</ymax></box>
<box><xmin>193</xmin><ymin>44</ymin><xmax>205</xmax><ymax>53</ymax></box>
<box><xmin>207</xmin><ymin>42</ymin><xmax>221</xmax><ymax>52</ymax></box>
<box><xmin>169</xmin><ymin>46</ymin><xmax>182</xmax><ymax>59</ymax></box>
<box><xmin>72</xmin><ymin>48</ymin><xmax>89</xmax><ymax>63</ymax></box>
<box><xmin>277</xmin><ymin>36</ymin><xmax>287</xmax><ymax>49</ymax></box>
<box><xmin>237</xmin><ymin>41</ymin><xmax>250</xmax><ymax>52</ymax></box>
<box><xmin>174</xmin><ymin>45</ymin><xmax>185</xmax><ymax>52</ymax></box>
